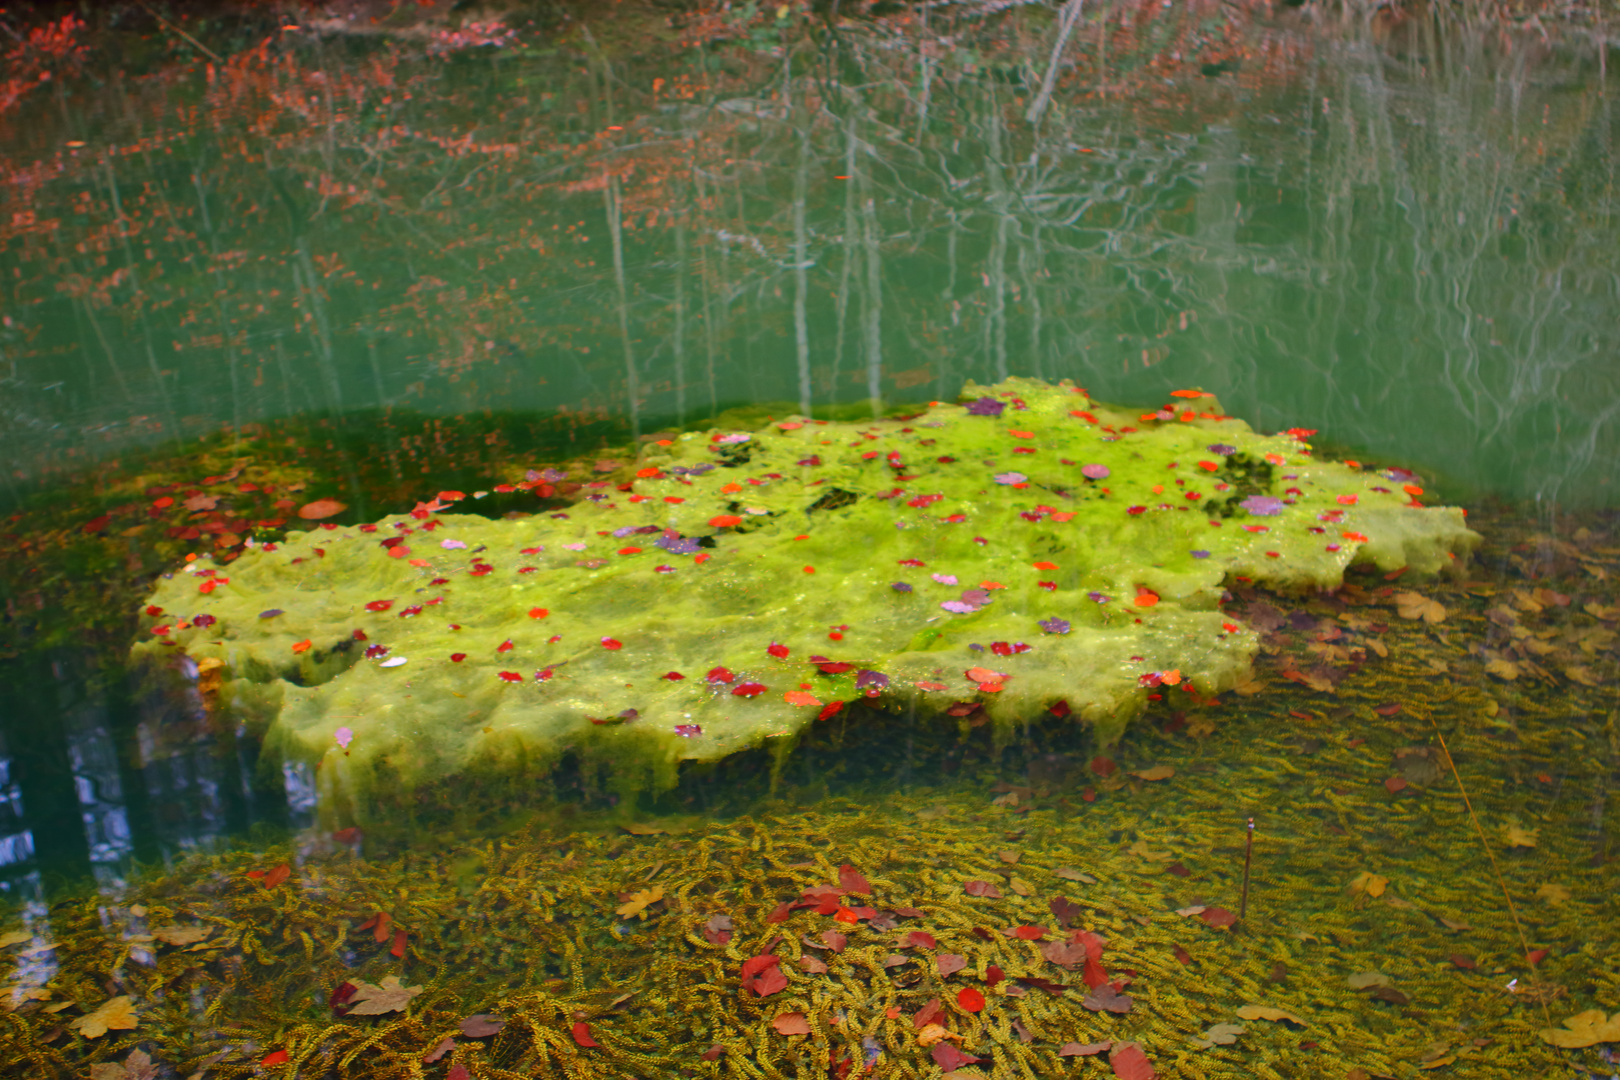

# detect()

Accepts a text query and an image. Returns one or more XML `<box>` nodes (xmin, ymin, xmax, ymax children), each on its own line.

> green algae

<box><xmin>130</xmin><ymin>379</ymin><xmax>1479</xmax><ymax>823</ymax></box>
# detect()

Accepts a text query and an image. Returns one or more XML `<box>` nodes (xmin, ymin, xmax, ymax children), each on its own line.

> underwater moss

<box><xmin>130</xmin><ymin>379</ymin><xmax>1479</xmax><ymax>821</ymax></box>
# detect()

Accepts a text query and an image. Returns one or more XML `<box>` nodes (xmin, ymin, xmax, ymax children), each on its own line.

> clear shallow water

<box><xmin>0</xmin><ymin>12</ymin><xmax>1618</xmax><ymax>1078</ymax></box>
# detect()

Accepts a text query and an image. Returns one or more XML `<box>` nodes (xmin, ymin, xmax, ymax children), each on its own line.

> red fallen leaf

<box><xmin>82</xmin><ymin>514</ymin><xmax>112</xmax><ymax>534</ymax></box>
<box><xmin>731</xmin><ymin>682</ymin><xmax>766</xmax><ymax>698</ymax></box>
<box><xmin>332</xmin><ymin>827</ymin><xmax>362</xmax><ymax>844</ymax></box>
<box><xmin>529</xmin><ymin>608</ymin><xmax>549</xmax><ymax>619</ymax></box>
<box><xmin>572</xmin><ymin>1021</ymin><xmax>599</xmax><ymax>1048</ymax></box>
<box><xmin>767</xmin><ymin>642</ymin><xmax>790</xmax><ymax>659</ymax></box>
<box><xmin>1032</xmin><ymin>561</ymin><xmax>1059</xmax><ymax>570</ymax></box>
<box><xmin>963</xmin><ymin>880</ymin><xmax>1002</xmax><ymax>899</ymax></box>
<box><xmin>985</xmin><ymin>965</ymin><xmax>1005</xmax><ymax>987</ymax></box>
<box><xmin>365</xmin><ymin>600</ymin><xmax>394</xmax><ymax>612</ymax></box>
<box><xmin>741</xmin><ymin>955</ymin><xmax>789</xmax><ymax>996</ymax></box>
<box><xmin>447</xmin><ymin>1066</ymin><xmax>471</xmax><ymax>1080</ymax></box>
<box><xmin>662</xmin><ymin>671</ymin><xmax>685</xmax><ymax>680</ymax></box>
<box><xmin>818</xmin><ymin>662</ymin><xmax>853</xmax><ymax>673</ymax></box>
<box><xmin>1385</xmin><ymin>777</ymin><xmax>1409</xmax><ymax>794</ymax></box>
<box><xmin>1172</xmin><ymin>946</ymin><xmax>1193</xmax><ymax>966</ymax></box>
<box><xmin>771</xmin><ymin>1012</ymin><xmax>811</xmax><ymax>1036</ymax></box>
<box><xmin>390</xmin><ymin>927</ymin><xmax>407</xmax><ymax>958</ymax></box>
<box><xmin>817</xmin><ymin>700</ymin><xmax>846</xmax><ymax>721</ymax></box>
<box><xmin>765</xmin><ymin>902</ymin><xmax>794</xmax><ymax>924</ymax></box>
<box><xmin>423</xmin><ymin>1038</ymin><xmax>454</xmax><ymax>1063</ymax></box>
<box><xmin>1375</xmin><ymin>702</ymin><xmax>1402</xmax><ymax>716</ymax></box>
<box><xmin>838</xmin><ymin>864</ymin><xmax>871</xmax><ymax>895</ymax></box>
<box><xmin>1081</xmin><ymin>788</ymin><xmax>1097</xmax><ymax>803</ymax></box>
<box><xmin>1527</xmin><ymin>949</ymin><xmax>1548</xmax><ymax>965</ymax></box>
<box><xmin>1198</xmin><ymin>907</ymin><xmax>1237</xmax><ymax>929</ymax></box>
<box><xmin>498</xmin><ymin>671</ymin><xmax>523</xmax><ymax>683</ymax></box>
<box><xmin>1110</xmin><ymin>1041</ymin><xmax>1156</xmax><ymax>1080</ymax></box>
<box><xmin>496</xmin><ymin>639</ymin><xmax>515</xmax><ymax>653</ymax></box>
<box><xmin>359</xmin><ymin>912</ymin><xmax>392</xmax><ymax>942</ymax></box>
<box><xmin>709</xmin><ymin>514</ymin><xmax>744</xmax><ymax>527</ymax></box>
<box><xmin>290</xmin><ymin>639</ymin><xmax>312</xmax><ymax>654</ymax></box>
<box><xmin>956</xmin><ymin>987</ymin><xmax>985</xmax><ymax>1012</ymax></box>
<box><xmin>1060</xmin><ymin>1041</ymin><xmax>1112</xmax><ymax>1057</ymax></box>
<box><xmin>601</xmin><ymin>637</ymin><xmax>622</xmax><ymax>650</ymax></box>
<box><xmin>328</xmin><ymin>982</ymin><xmax>357</xmax><ymax>1010</ymax></box>
<box><xmin>450</xmin><ymin>653</ymin><xmax>467</xmax><ymax>663</ymax></box>
<box><xmin>913</xmin><ymin>997</ymin><xmax>944</xmax><ymax>1029</ymax></box>
<box><xmin>1089</xmin><ymin>756</ymin><xmax>1117</xmax><ymax>777</ymax></box>
<box><xmin>263</xmin><ymin>863</ymin><xmax>291</xmax><ymax>889</ymax></box>
<box><xmin>707</xmin><ymin>666</ymin><xmax>735</xmax><ymax>683</ymax></box>
<box><xmin>932</xmin><ymin>1043</ymin><xmax>982</xmax><ymax>1071</ymax></box>
<box><xmin>798</xmin><ymin>954</ymin><xmax>828</xmax><ymax>974</ymax></box>
<box><xmin>820</xmin><ymin>931</ymin><xmax>848</xmax><ymax>953</ymax></box>
<box><xmin>438</xmin><ymin>491</ymin><xmax>466</xmax><ymax>502</ymax></box>
<box><xmin>700</xmin><ymin>1046</ymin><xmax>725</xmax><ymax>1061</ymax></box>
<box><xmin>1013</xmin><ymin>925</ymin><xmax>1047</xmax><ymax>941</ymax></box>
<box><xmin>261</xmin><ymin>1049</ymin><xmax>290</xmax><ymax>1066</ymax></box>
<box><xmin>894</xmin><ymin>906</ymin><xmax>924</xmax><ymax>918</ymax></box>
<box><xmin>1450</xmin><ymin>954</ymin><xmax>1476</xmax><ymax>970</ymax></box>
<box><xmin>904</xmin><ymin>931</ymin><xmax>937</xmax><ymax>949</ymax></box>
<box><xmin>298</xmin><ymin>498</ymin><xmax>347</xmax><ymax>520</ymax></box>
<box><xmin>1049</xmin><ymin>699</ymin><xmax>1072</xmax><ymax>718</ymax></box>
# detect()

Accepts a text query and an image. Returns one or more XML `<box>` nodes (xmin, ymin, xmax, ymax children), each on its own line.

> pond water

<box><xmin>0</xmin><ymin>7</ymin><xmax>1617</xmax><ymax>1079</ymax></box>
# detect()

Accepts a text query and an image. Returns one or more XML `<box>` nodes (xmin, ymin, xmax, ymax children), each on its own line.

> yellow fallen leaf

<box><xmin>152</xmin><ymin>926</ymin><xmax>211</xmax><ymax>947</ymax></box>
<box><xmin>1349</xmin><ymin>872</ymin><xmax>1389</xmax><ymax>898</ymax></box>
<box><xmin>1132</xmin><ymin>765</ymin><xmax>1175</xmax><ymax>782</ymax></box>
<box><xmin>69</xmin><ymin>996</ymin><xmax>138</xmax><ymax>1038</ymax></box>
<box><xmin>614</xmin><ymin>886</ymin><xmax>665</xmax><ymax>920</ymax></box>
<box><xmin>1009</xmin><ymin>877</ymin><xmax>1033</xmax><ymax>897</ymax></box>
<box><xmin>1236</xmin><ymin>1005</ymin><xmax>1305</xmax><ymax>1025</ymax></box>
<box><xmin>1564</xmin><ymin>665</ymin><xmax>1601</xmax><ymax>687</ymax></box>
<box><xmin>1536</xmin><ymin>884</ymin><xmax>1571</xmax><ymax>907</ymax></box>
<box><xmin>1540</xmin><ymin>1010</ymin><xmax>1620</xmax><ymax>1048</ymax></box>
<box><xmin>1418</xmin><ymin>1056</ymin><xmax>1456</xmax><ymax>1070</ymax></box>
<box><xmin>1346</xmin><ymin>972</ymin><xmax>1392</xmax><ymax>989</ymax></box>
<box><xmin>916</xmin><ymin>1023</ymin><xmax>962</xmax><ymax>1046</ymax></box>
<box><xmin>1394</xmin><ymin>592</ymin><xmax>1447</xmax><ymax>623</ymax></box>
<box><xmin>1126</xmin><ymin>839</ymin><xmax>1173</xmax><ymax>863</ymax></box>
<box><xmin>1485</xmin><ymin>658</ymin><xmax>1520</xmax><ymax>681</ymax></box>
<box><xmin>1504</xmin><ymin>825</ymin><xmax>1538</xmax><ymax>849</ymax></box>
<box><xmin>0</xmin><ymin>931</ymin><xmax>30</xmax><ymax>949</ymax></box>
<box><xmin>620</xmin><ymin>823</ymin><xmax>666</xmax><ymax>836</ymax></box>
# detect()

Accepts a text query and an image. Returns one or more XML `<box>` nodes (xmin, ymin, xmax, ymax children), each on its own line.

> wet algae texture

<box><xmin>131</xmin><ymin>379</ymin><xmax>1477</xmax><ymax>823</ymax></box>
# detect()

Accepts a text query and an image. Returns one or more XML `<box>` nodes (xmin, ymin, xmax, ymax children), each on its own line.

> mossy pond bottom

<box><xmin>2</xmin><ymin>447</ymin><xmax>1618</xmax><ymax>1080</ymax></box>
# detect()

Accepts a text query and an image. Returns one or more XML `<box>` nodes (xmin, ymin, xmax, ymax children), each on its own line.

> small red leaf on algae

<box><xmin>662</xmin><ymin>671</ymin><xmax>685</xmax><ymax>681</ymax></box>
<box><xmin>913</xmin><ymin>997</ymin><xmax>944</xmax><ymax>1029</ymax></box>
<box><xmin>936</xmin><ymin>953</ymin><xmax>967</xmax><ymax>977</ymax></box>
<box><xmin>1089</xmin><ymin>756</ymin><xmax>1117</xmax><ymax>777</ymax></box>
<box><xmin>390</xmin><ymin>928</ymin><xmax>407</xmax><ymax>958</ymax></box>
<box><xmin>905</xmin><ymin>931</ymin><xmax>937</xmax><ymax>949</ymax></box>
<box><xmin>1173</xmin><ymin>946</ymin><xmax>1193</xmax><ymax>966</ymax></box>
<box><xmin>731</xmin><ymin>682</ymin><xmax>766</xmax><ymax>698</ymax></box>
<box><xmin>263</xmin><ymin>863</ymin><xmax>291</xmax><ymax>889</ymax></box>
<box><xmin>986</xmin><ymin>965</ymin><xmax>1005</xmax><ymax>987</ymax></box>
<box><xmin>768</xmin><ymin>642</ymin><xmax>790</xmax><ymax>658</ymax></box>
<box><xmin>601</xmin><ymin>637</ymin><xmax>622</xmax><ymax>650</ymax></box>
<box><xmin>709</xmin><ymin>514</ymin><xmax>743</xmax><ymax>527</ymax></box>
<box><xmin>82</xmin><ymin>514</ymin><xmax>112</xmax><ymax>534</ymax></box>
<box><xmin>700</xmin><ymin>1046</ymin><xmax>725</xmax><ymax>1061</ymax></box>
<box><xmin>707</xmin><ymin>666</ymin><xmax>735</xmax><ymax>683</ymax></box>
<box><xmin>261</xmin><ymin>1049</ymin><xmax>290</xmax><ymax>1066</ymax></box>
<box><xmin>1199</xmin><ymin>906</ymin><xmax>1237</xmax><ymax>929</ymax></box>
<box><xmin>1060</xmin><ymin>1041</ymin><xmax>1111</xmax><ymax>1057</ymax></box>
<box><xmin>496</xmin><ymin>639</ymin><xmax>515</xmax><ymax>653</ymax></box>
<box><xmin>423</xmin><ymin>1037</ymin><xmax>454</xmax><ymax>1063</ymax></box>
<box><xmin>572</xmin><ymin>1021</ymin><xmax>599</xmax><ymax>1047</ymax></box>
<box><xmin>1110</xmin><ymin>1041</ymin><xmax>1156</xmax><ymax>1080</ymax></box>
<box><xmin>1013</xmin><ymin>925</ymin><xmax>1046</xmax><ymax>941</ymax></box>
<box><xmin>956</xmin><ymin>987</ymin><xmax>986</xmax><ymax>1012</ymax></box>
<box><xmin>838</xmin><ymin>864</ymin><xmax>871</xmax><ymax>895</ymax></box>
<box><xmin>741</xmin><ymin>955</ymin><xmax>789</xmax><ymax>996</ymax></box>
<box><xmin>1527</xmin><ymin>949</ymin><xmax>1548</xmax><ymax>965</ymax></box>
<box><xmin>963</xmin><ymin>880</ymin><xmax>1002</xmax><ymax>899</ymax></box>
<box><xmin>820</xmin><ymin>930</ymin><xmax>848</xmax><ymax>953</ymax></box>
<box><xmin>765</xmin><ymin>902</ymin><xmax>794</xmax><ymax>924</ymax></box>
<box><xmin>771</xmin><ymin>1012</ymin><xmax>811</xmax><ymax>1036</ymax></box>
<box><xmin>1450</xmin><ymin>954</ymin><xmax>1476</xmax><ymax>970</ymax></box>
<box><xmin>1375</xmin><ymin>702</ymin><xmax>1401</xmax><ymax>716</ymax></box>
<box><xmin>529</xmin><ymin>608</ymin><xmax>549</xmax><ymax>619</ymax></box>
<box><xmin>447</xmin><ymin>1066</ymin><xmax>470</xmax><ymax>1080</ymax></box>
<box><xmin>818</xmin><ymin>700</ymin><xmax>846</xmax><ymax>721</ymax></box>
<box><xmin>932</xmin><ymin>1043</ymin><xmax>982</xmax><ymax>1071</ymax></box>
<box><xmin>1385</xmin><ymin>777</ymin><xmax>1409</xmax><ymax>794</ymax></box>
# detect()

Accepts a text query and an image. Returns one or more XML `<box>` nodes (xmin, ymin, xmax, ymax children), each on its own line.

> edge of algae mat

<box><xmin>130</xmin><ymin>378</ymin><xmax>1480</xmax><ymax>822</ymax></box>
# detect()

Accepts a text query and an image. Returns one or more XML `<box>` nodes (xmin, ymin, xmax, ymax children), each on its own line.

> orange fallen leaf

<box><xmin>297</xmin><ymin>498</ymin><xmax>346</xmax><ymax>520</ymax></box>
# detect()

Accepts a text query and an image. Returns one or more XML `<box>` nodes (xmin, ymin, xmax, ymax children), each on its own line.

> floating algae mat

<box><xmin>132</xmin><ymin>378</ymin><xmax>1479</xmax><ymax>822</ymax></box>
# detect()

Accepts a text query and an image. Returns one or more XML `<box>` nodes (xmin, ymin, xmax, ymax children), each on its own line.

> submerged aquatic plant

<box><xmin>131</xmin><ymin>378</ymin><xmax>1477</xmax><ymax>820</ymax></box>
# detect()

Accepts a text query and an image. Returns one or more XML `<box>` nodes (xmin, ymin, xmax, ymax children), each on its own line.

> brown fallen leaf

<box><xmin>771</xmin><ymin>1012</ymin><xmax>811</xmax><ymax>1036</ymax></box>
<box><xmin>1349</xmin><ymin>872</ymin><xmax>1389</xmax><ymax>898</ymax></box>
<box><xmin>346</xmin><ymin>976</ymin><xmax>422</xmax><ymax>1015</ymax></box>
<box><xmin>1540</xmin><ymin>1010</ymin><xmax>1620</xmax><ymax>1048</ymax></box>
<box><xmin>798</xmin><ymin>954</ymin><xmax>828</xmax><ymax>974</ymax></box>
<box><xmin>1081</xmin><ymin>984</ymin><xmax>1132</xmax><ymax>1014</ymax></box>
<box><xmin>1236</xmin><ymin>1004</ymin><xmax>1305</xmax><ymax>1025</ymax></box>
<box><xmin>69</xmin><ymin>996</ymin><xmax>138</xmax><ymax>1038</ymax></box>
<box><xmin>1394</xmin><ymin>592</ymin><xmax>1447</xmax><ymax>623</ymax></box>
<box><xmin>1536</xmin><ymin>883</ymin><xmax>1571</xmax><ymax>907</ymax></box>
<box><xmin>152</xmin><ymin>926</ymin><xmax>211</xmax><ymax>947</ymax></box>
<box><xmin>459</xmin><ymin>1015</ymin><xmax>505</xmax><ymax>1037</ymax></box>
<box><xmin>89</xmin><ymin>1048</ymin><xmax>156</xmax><ymax>1080</ymax></box>
<box><xmin>423</xmin><ymin>1038</ymin><xmax>454</xmax><ymax>1063</ymax></box>
<box><xmin>1058</xmin><ymin>1041</ymin><xmax>1111</xmax><ymax>1056</ymax></box>
<box><xmin>621</xmin><ymin>823</ymin><xmax>666</xmax><ymax>836</ymax></box>
<box><xmin>297</xmin><ymin>498</ymin><xmax>347</xmax><ymax>520</ymax></box>
<box><xmin>1132</xmin><ymin>765</ymin><xmax>1175</xmax><ymax>782</ymax></box>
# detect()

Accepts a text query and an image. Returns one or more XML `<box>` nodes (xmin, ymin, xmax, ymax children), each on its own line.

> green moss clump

<box><xmin>131</xmin><ymin>378</ymin><xmax>1478</xmax><ymax>822</ymax></box>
